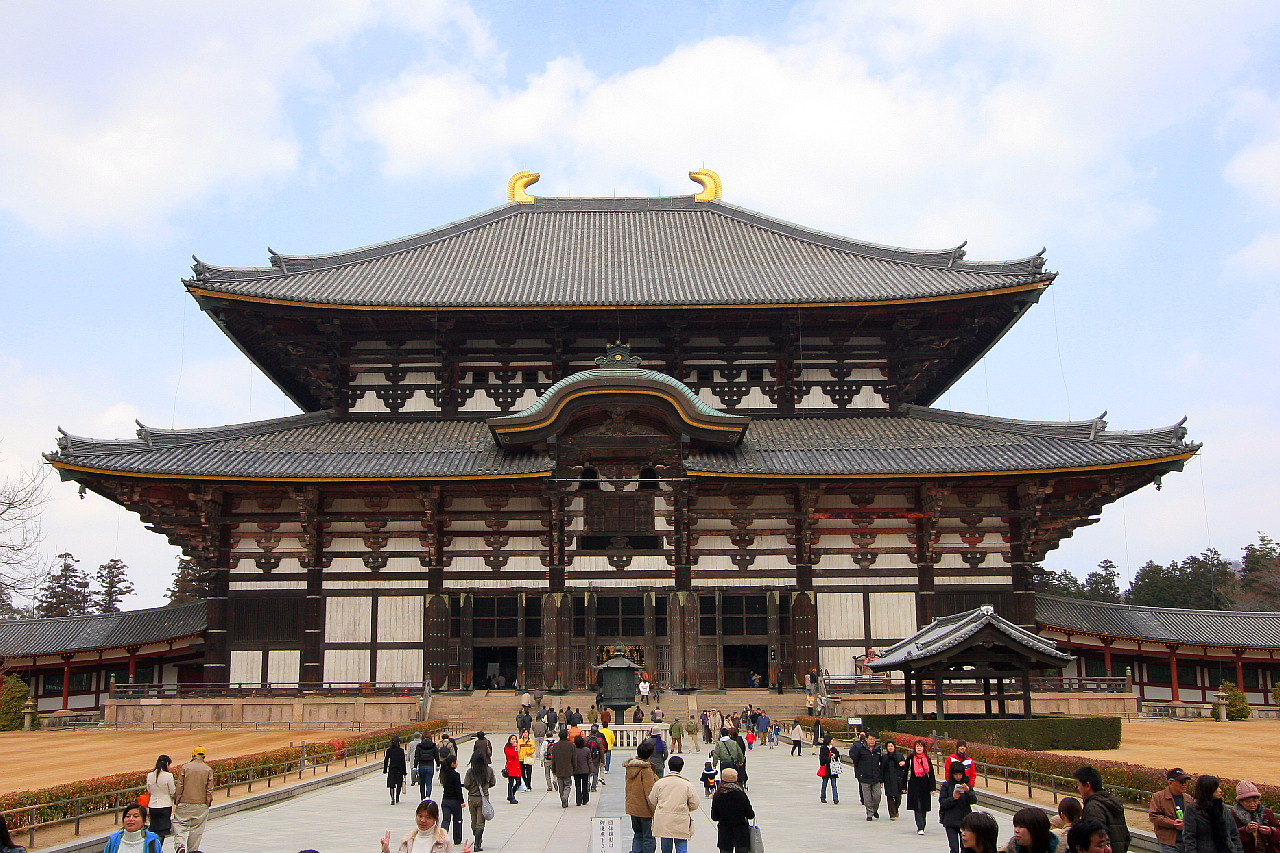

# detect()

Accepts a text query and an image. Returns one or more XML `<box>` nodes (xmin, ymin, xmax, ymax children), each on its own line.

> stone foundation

<box><xmin>105</xmin><ymin>695</ymin><xmax>420</xmax><ymax>726</ymax></box>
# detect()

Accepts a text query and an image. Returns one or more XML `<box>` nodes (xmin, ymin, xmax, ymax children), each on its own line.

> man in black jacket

<box><xmin>413</xmin><ymin>732</ymin><xmax>439</xmax><ymax>800</ymax></box>
<box><xmin>1076</xmin><ymin>765</ymin><xmax>1131</xmax><ymax>853</ymax></box>
<box><xmin>852</xmin><ymin>734</ymin><xmax>886</xmax><ymax>821</ymax></box>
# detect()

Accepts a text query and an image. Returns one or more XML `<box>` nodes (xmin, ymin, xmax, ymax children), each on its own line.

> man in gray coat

<box><xmin>550</xmin><ymin>729</ymin><xmax>577</xmax><ymax>808</ymax></box>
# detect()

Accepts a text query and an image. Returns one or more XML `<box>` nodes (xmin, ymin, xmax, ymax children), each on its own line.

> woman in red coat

<box><xmin>504</xmin><ymin>735</ymin><xmax>523</xmax><ymax>804</ymax></box>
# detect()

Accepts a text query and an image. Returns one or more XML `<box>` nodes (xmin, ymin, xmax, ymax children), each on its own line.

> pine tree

<box><xmin>33</xmin><ymin>552</ymin><xmax>92</xmax><ymax>618</ymax></box>
<box><xmin>1220</xmin><ymin>679</ymin><xmax>1251</xmax><ymax>721</ymax></box>
<box><xmin>0</xmin><ymin>674</ymin><xmax>32</xmax><ymax>730</ymax></box>
<box><xmin>93</xmin><ymin>558</ymin><xmax>135</xmax><ymax>613</ymax></box>
<box><xmin>1239</xmin><ymin>533</ymin><xmax>1280</xmax><ymax>610</ymax></box>
<box><xmin>1083</xmin><ymin>559</ymin><xmax>1123</xmax><ymax>603</ymax></box>
<box><xmin>1030</xmin><ymin>564</ymin><xmax>1086</xmax><ymax>597</ymax></box>
<box><xmin>167</xmin><ymin>556</ymin><xmax>211</xmax><ymax>604</ymax></box>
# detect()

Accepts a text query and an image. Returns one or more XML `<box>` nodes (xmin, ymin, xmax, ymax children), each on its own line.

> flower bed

<box><xmin>0</xmin><ymin>719</ymin><xmax>449</xmax><ymax>831</ymax></box>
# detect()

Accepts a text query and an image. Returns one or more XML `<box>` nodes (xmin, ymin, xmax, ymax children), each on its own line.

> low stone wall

<box><xmin>105</xmin><ymin>695</ymin><xmax>420</xmax><ymax>726</ymax></box>
<box><xmin>828</xmin><ymin>691</ymin><xmax>1140</xmax><ymax>717</ymax></box>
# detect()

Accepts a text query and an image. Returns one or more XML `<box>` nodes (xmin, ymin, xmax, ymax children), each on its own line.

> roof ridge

<box><xmin>1036</xmin><ymin>592</ymin><xmax>1279</xmax><ymax>618</ymax></box>
<box><xmin>54</xmin><ymin>411</ymin><xmax>330</xmax><ymax>456</ymax></box>
<box><xmin>0</xmin><ymin>600</ymin><xmax>205</xmax><ymax>627</ymax></box>
<box><xmin>902</xmin><ymin>405</ymin><xmax>1194</xmax><ymax>447</ymax></box>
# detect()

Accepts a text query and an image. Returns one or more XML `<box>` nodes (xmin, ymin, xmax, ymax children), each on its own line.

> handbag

<box><xmin>137</xmin><ymin>792</ymin><xmax>151</xmax><ymax>807</ymax></box>
<box><xmin>501</xmin><ymin>768</ymin><xmax>509</xmax><ymax>778</ymax></box>
<box><xmin>816</xmin><ymin>765</ymin><xmax>827</xmax><ymax>777</ymax></box>
<box><xmin>481</xmin><ymin>794</ymin><xmax>495</xmax><ymax>821</ymax></box>
<box><xmin>749</xmin><ymin>824</ymin><xmax>765</xmax><ymax>853</ymax></box>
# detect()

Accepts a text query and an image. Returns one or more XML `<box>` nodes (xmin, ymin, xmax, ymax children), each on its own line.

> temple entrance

<box><xmin>723</xmin><ymin>644</ymin><xmax>769</xmax><ymax>688</ymax></box>
<box><xmin>473</xmin><ymin>646</ymin><xmax>518</xmax><ymax>690</ymax></box>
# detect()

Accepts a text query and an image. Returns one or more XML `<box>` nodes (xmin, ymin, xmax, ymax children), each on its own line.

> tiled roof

<box><xmin>684</xmin><ymin>406</ymin><xmax>1196</xmax><ymax>476</ymax></box>
<box><xmin>188</xmin><ymin>196</ymin><xmax>1054</xmax><ymax>308</ymax></box>
<box><xmin>1035</xmin><ymin>595</ymin><xmax>1280</xmax><ymax>649</ymax></box>
<box><xmin>0</xmin><ymin>601</ymin><xmax>207</xmax><ymax>657</ymax></box>
<box><xmin>48</xmin><ymin>407</ymin><xmax>1194</xmax><ymax>481</ymax></box>
<box><xmin>871</xmin><ymin>604</ymin><xmax>1073</xmax><ymax>669</ymax></box>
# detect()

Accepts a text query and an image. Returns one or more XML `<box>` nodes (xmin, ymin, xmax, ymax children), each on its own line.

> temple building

<box><xmin>45</xmin><ymin>170</ymin><xmax>1198</xmax><ymax>692</ymax></box>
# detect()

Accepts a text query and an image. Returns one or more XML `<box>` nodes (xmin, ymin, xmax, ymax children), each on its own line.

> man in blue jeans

<box><xmin>625</xmin><ymin>740</ymin><xmax>659</xmax><ymax>853</ymax></box>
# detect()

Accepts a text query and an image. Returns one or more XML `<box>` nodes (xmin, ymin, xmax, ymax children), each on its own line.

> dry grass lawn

<box><xmin>1044</xmin><ymin>717</ymin><xmax>1280</xmax><ymax>785</ymax></box>
<box><xmin>0</xmin><ymin>728</ymin><xmax>358</xmax><ymax>794</ymax></box>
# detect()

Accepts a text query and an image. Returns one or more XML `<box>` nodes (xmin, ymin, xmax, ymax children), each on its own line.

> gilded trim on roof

<box><xmin>690</xmin><ymin>168</ymin><xmax>722</xmax><ymax>201</ymax></box>
<box><xmin>507</xmin><ymin>170</ymin><xmax>540</xmax><ymax>204</ymax></box>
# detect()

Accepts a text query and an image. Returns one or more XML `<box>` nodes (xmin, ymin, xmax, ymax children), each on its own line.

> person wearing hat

<box><xmin>1150</xmin><ymin>768</ymin><xmax>1193</xmax><ymax>853</ymax></box>
<box><xmin>1230</xmin><ymin>781</ymin><xmax>1280</xmax><ymax>853</ymax></box>
<box><xmin>173</xmin><ymin>746</ymin><xmax>213</xmax><ymax>853</ymax></box>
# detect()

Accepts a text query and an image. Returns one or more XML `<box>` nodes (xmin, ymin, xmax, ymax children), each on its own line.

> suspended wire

<box><xmin>1197</xmin><ymin>453</ymin><xmax>1213</xmax><ymax>550</ymax></box>
<box><xmin>982</xmin><ymin>356</ymin><xmax>992</xmax><ymax>416</ymax></box>
<box><xmin>1119</xmin><ymin>495</ymin><xmax>1132</xmax><ymax>586</ymax></box>
<box><xmin>1049</xmin><ymin>289</ymin><xmax>1072</xmax><ymax>420</ymax></box>
<box><xmin>170</xmin><ymin>300</ymin><xmax>188</xmax><ymax>429</ymax></box>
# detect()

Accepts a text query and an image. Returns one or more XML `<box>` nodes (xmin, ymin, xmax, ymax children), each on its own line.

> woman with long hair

<box><xmin>462</xmin><ymin>751</ymin><xmax>496</xmax><ymax>852</ymax></box>
<box><xmin>817</xmin><ymin>736</ymin><xmax>836</xmax><ymax>804</ymax></box>
<box><xmin>0</xmin><ymin>812</ymin><xmax>26</xmax><ymax>853</ymax></box>
<box><xmin>1184</xmin><ymin>775</ymin><xmax>1245</xmax><ymax>853</ymax></box>
<box><xmin>884</xmin><ymin>739</ymin><xmax>907</xmax><ymax>820</ymax></box>
<box><xmin>517</xmin><ymin>729</ymin><xmax>536</xmax><ymax>794</ymax></box>
<box><xmin>961</xmin><ymin>812</ymin><xmax>1000</xmax><ymax>853</ymax></box>
<box><xmin>503</xmin><ymin>735</ymin><xmax>522</xmax><ymax>804</ymax></box>
<box><xmin>573</xmin><ymin>735</ymin><xmax>593</xmax><ymax>806</ymax></box>
<box><xmin>144</xmin><ymin>754</ymin><xmax>175</xmax><ymax>843</ymax></box>
<box><xmin>380</xmin><ymin>798</ymin><xmax>473</xmax><ymax>853</ymax></box>
<box><xmin>1009</xmin><ymin>807</ymin><xmax>1058</xmax><ymax>853</ymax></box>
<box><xmin>103</xmin><ymin>803</ymin><xmax>162</xmax><ymax>853</ymax></box>
<box><xmin>384</xmin><ymin>735</ymin><xmax>408</xmax><ymax>805</ymax></box>
<box><xmin>905</xmin><ymin>740</ymin><xmax>936</xmax><ymax>835</ymax></box>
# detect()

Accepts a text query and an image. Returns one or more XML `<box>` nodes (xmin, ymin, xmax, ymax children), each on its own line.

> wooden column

<box><xmin>1021</xmin><ymin>667</ymin><xmax>1033</xmax><ymax>718</ymax></box>
<box><xmin>298</xmin><ymin>485</ymin><xmax>326</xmax><ymax>689</ymax></box>
<box><xmin>1102</xmin><ymin>640</ymin><xmax>1114</xmax><ymax>677</ymax></box>
<box><xmin>933</xmin><ymin>670</ymin><xmax>945</xmax><ymax>720</ymax></box>
<box><xmin>903</xmin><ymin>670</ymin><xmax>914</xmax><ymax>719</ymax></box>
<box><xmin>127</xmin><ymin>647</ymin><xmax>139</xmax><ymax>684</ymax></box>
<box><xmin>669</xmin><ymin>591</ymin><xmax>700</xmax><ymax>690</ymax></box>
<box><xmin>982</xmin><ymin>677</ymin><xmax>992</xmax><ymax>716</ymax></box>
<box><xmin>1168</xmin><ymin>645</ymin><xmax>1181</xmax><ymax>702</ymax></box>
<box><xmin>424</xmin><ymin>593</ymin><xmax>450</xmax><ymax>689</ymax></box>
<box><xmin>766</xmin><ymin>591</ymin><xmax>781</xmax><ymax>689</ymax></box>
<box><xmin>791</xmin><ymin>591</ymin><xmax>819</xmax><ymax>690</ymax></box>
<box><xmin>996</xmin><ymin>677</ymin><xmax>1007</xmax><ymax>715</ymax></box>
<box><xmin>542</xmin><ymin>592</ymin><xmax>572</xmax><ymax>690</ymax></box>
<box><xmin>1234</xmin><ymin>650</ymin><xmax>1246</xmax><ymax>693</ymax></box>
<box><xmin>60</xmin><ymin>656</ymin><xmax>72</xmax><ymax>711</ymax></box>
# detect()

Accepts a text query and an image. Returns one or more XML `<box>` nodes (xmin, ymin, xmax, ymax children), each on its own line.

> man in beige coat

<box><xmin>648</xmin><ymin>755</ymin><xmax>699</xmax><ymax>853</ymax></box>
<box><xmin>173</xmin><ymin>745</ymin><xmax>214</xmax><ymax>853</ymax></box>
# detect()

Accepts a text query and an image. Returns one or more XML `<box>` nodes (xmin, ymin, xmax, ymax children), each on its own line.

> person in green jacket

<box><xmin>669</xmin><ymin>717</ymin><xmax>685</xmax><ymax>754</ymax></box>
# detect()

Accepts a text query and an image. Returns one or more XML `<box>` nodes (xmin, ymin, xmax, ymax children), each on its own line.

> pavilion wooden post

<box><xmin>60</xmin><ymin>655</ymin><xmax>72</xmax><ymax>710</ymax></box>
<box><xmin>996</xmin><ymin>677</ymin><xmax>1007</xmax><ymax>715</ymax></box>
<box><xmin>934</xmin><ymin>670</ymin><xmax>945</xmax><ymax>721</ymax></box>
<box><xmin>903</xmin><ymin>669</ymin><xmax>914</xmax><ymax>719</ymax></box>
<box><xmin>1021</xmin><ymin>666</ymin><xmax>1033</xmax><ymax>718</ymax></box>
<box><xmin>1234</xmin><ymin>650</ymin><xmax>1246</xmax><ymax>693</ymax></box>
<box><xmin>983</xmin><ymin>677</ymin><xmax>992</xmax><ymax>715</ymax></box>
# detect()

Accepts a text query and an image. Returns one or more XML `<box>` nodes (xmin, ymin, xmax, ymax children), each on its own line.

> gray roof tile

<box><xmin>0</xmin><ymin>601</ymin><xmax>207</xmax><ymax>657</ymax></box>
<box><xmin>871</xmin><ymin>604</ymin><xmax>1073</xmax><ymax>669</ymax></box>
<box><xmin>1035</xmin><ymin>594</ymin><xmax>1280</xmax><ymax>648</ymax></box>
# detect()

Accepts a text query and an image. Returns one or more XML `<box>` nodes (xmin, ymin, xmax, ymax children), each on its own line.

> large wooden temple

<box><xmin>47</xmin><ymin>170</ymin><xmax>1197</xmax><ymax>692</ymax></box>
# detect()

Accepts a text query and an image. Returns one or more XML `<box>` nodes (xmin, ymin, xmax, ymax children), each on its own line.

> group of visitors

<box><xmin>1148</xmin><ymin>766</ymin><xmax>1278</xmax><ymax>853</ymax></box>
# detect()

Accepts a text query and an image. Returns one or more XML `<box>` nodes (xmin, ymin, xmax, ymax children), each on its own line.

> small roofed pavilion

<box><xmin>869</xmin><ymin>605</ymin><xmax>1073</xmax><ymax>719</ymax></box>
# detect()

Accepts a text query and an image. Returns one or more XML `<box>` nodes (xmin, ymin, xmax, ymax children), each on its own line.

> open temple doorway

<box><xmin>723</xmin><ymin>644</ymin><xmax>769</xmax><ymax>688</ymax></box>
<box><xmin>473</xmin><ymin>646</ymin><xmax>518</xmax><ymax>690</ymax></box>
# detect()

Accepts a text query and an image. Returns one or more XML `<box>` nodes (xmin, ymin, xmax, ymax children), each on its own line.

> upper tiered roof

<box><xmin>0</xmin><ymin>601</ymin><xmax>207</xmax><ymax>657</ymax></box>
<box><xmin>188</xmin><ymin>195</ymin><xmax>1054</xmax><ymax>309</ymax></box>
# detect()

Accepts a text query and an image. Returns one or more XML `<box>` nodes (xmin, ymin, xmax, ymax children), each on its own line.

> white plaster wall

<box><xmin>379</xmin><ymin>596</ymin><xmax>424</xmax><ymax>642</ymax></box>
<box><xmin>324</xmin><ymin>649</ymin><xmax>370</xmax><ymax>683</ymax></box>
<box><xmin>817</xmin><ymin>592</ymin><xmax>865</xmax><ymax>641</ymax></box>
<box><xmin>377</xmin><ymin>649</ymin><xmax>424</xmax><ymax>684</ymax></box>
<box><xmin>325</xmin><ymin>597</ymin><xmax>372</xmax><ymax>643</ymax></box>
<box><xmin>870</xmin><ymin>592</ymin><xmax>917</xmax><ymax>639</ymax></box>
<box><xmin>229</xmin><ymin>580</ymin><xmax>307</xmax><ymax>590</ymax></box>
<box><xmin>267</xmin><ymin>650</ymin><xmax>300</xmax><ymax>686</ymax></box>
<box><xmin>820</xmin><ymin>647</ymin><xmax>861</xmax><ymax>676</ymax></box>
<box><xmin>230</xmin><ymin>650</ymin><xmax>261</xmax><ymax>685</ymax></box>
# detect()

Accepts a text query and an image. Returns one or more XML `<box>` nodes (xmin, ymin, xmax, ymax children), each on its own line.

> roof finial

<box><xmin>595</xmin><ymin>342</ymin><xmax>643</xmax><ymax>369</ymax></box>
<box><xmin>508</xmin><ymin>171</ymin><xmax>540</xmax><ymax>204</ymax></box>
<box><xmin>689</xmin><ymin>168</ymin><xmax>722</xmax><ymax>202</ymax></box>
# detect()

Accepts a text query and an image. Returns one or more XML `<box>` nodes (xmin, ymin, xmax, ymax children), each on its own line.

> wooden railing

<box><xmin>821</xmin><ymin>675</ymin><xmax>1131</xmax><ymax>695</ymax></box>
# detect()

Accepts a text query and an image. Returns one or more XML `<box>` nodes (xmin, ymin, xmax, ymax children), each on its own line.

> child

<box><xmin>745</xmin><ymin>729</ymin><xmax>756</xmax><ymax>750</ymax></box>
<box><xmin>701</xmin><ymin>760</ymin><xmax>718</xmax><ymax>796</ymax></box>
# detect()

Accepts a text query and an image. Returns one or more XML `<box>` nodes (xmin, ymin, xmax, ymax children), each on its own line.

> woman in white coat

<box><xmin>648</xmin><ymin>755</ymin><xmax>700</xmax><ymax>853</ymax></box>
<box><xmin>144</xmin><ymin>755</ymin><xmax>176</xmax><ymax>844</ymax></box>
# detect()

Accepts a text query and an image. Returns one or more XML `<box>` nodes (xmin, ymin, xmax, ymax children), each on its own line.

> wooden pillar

<box><xmin>543</xmin><ymin>592</ymin><xmax>572</xmax><ymax>690</ymax></box>
<box><xmin>766</xmin><ymin>591</ymin><xmax>781</xmax><ymax>689</ymax></box>
<box><xmin>903</xmin><ymin>669</ymin><xmax>914</xmax><ymax>719</ymax></box>
<box><xmin>1021</xmin><ymin>667</ymin><xmax>1033</xmax><ymax>718</ymax></box>
<box><xmin>60</xmin><ymin>656</ymin><xmax>72</xmax><ymax>711</ymax></box>
<box><xmin>460</xmin><ymin>595</ymin><xmax>475</xmax><ymax>689</ymax></box>
<box><xmin>298</xmin><ymin>485</ymin><xmax>327</xmax><ymax>690</ymax></box>
<box><xmin>669</xmin><ymin>591</ymin><xmax>699</xmax><ymax>690</ymax></box>
<box><xmin>1102</xmin><ymin>640</ymin><xmax>1114</xmax><ymax>677</ymax></box>
<box><xmin>983</xmin><ymin>677</ymin><xmax>992</xmax><ymax>716</ymax></box>
<box><xmin>1168</xmin><ymin>645</ymin><xmax>1181</xmax><ymax>703</ymax></box>
<box><xmin>791</xmin><ymin>591</ymin><xmax>819</xmax><ymax>690</ymax></box>
<box><xmin>424</xmin><ymin>593</ymin><xmax>450</xmax><ymax>689</ymax></box>
<box><xmin>1234</xmin><ymin>650</ymin><xmax>1246</xmax><ymax>693</ymax></box>
<box><xmin>996</xmin><ymin>677</ymin><xmax>1007</xmax><ymax>716</ymax></box>
<box><xmin>934</xmin><ymin>671</ymin><xmax>945</xmax><ymax>721</ymax></box>
<box><xmin>127</xmin><ymin>647</ymin><xmax>139</xmax><ymax>684</ymax></box>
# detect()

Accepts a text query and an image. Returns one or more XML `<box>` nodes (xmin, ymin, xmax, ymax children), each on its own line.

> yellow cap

<box><xmin>193</xmin><ymin>745</ymin><xmax>206</xmax><ymax>756</ymax></box>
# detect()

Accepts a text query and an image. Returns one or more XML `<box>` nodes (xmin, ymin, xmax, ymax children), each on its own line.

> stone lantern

<box><xmin>594</xmin><ymin>655</ymin><xmax>642</xmax><ymax>722</ymax></box>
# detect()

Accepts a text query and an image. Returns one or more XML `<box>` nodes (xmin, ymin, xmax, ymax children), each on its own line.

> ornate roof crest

<box><xmin>595</xmin><ymin>342</ymin><xmax>644</xmax><ymax>369</ymax></box>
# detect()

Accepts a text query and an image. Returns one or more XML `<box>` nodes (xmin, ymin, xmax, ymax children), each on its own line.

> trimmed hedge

<box><xmin>793</xmin><ymin>714</ymin><xmax>903</xmax><ymax>738</ymax></box>
<box><xmin>893</xmin><ymin>716</ymin><xmax>1121</xmax><ymax>750</ymax></box>
<box><xmin>0</xmin><ymin>719</ymin><xmax>449</xmax><ymax>831</ymax></box>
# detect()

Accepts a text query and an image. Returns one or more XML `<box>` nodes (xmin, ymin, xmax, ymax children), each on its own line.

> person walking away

<box><xmin>415</xmin><ymin>733</ymin><xmax>440</xmax><ymax>800</ymax></box>
<box><xmin>439</xmin><ymin>756</ymin><xmax>465</xmax><ymax>847</ymax></box>
<box><xmin>669</xmin><ymin>716</ymin><xmax>684</xmax><ymax>754</ymax></box>
<box><xmin>587</xmin><ymin>725</ymin><xmax>607</xmax><ymax>791</ymax></box>
<box><xmin>947</xmin><ymin>740</ymin><xmax>978</xmax><ymax>788</ymax></box>
<box><xmin>712</xmin><ymin>729</ymin><xmax>744</xmax><ymax>781</ymax></box>
<box><xmin>1055</xmin><ymin>798</ymin><xmax>1084</xmax><ymax>847</ymax></box>
<box><xmin>1184</xmin><ymin>775</ymin><xmax>1244</xmax><ymax>853</ymax></box>
<box><xmin>639</xmin><ymin>678</ymin><xmax>652</xmax><ymax>705</ymax></box>
<box><xmin>384</xmin><ymin>735</ymin><xmax>408</xmax><ymax>804</ymax></box>
<box><xmin>502</xmin><ymin>735</ymin><xmax>522</xmax><ymax>803</ymax></box>
<box><xmin>817</xmin><ymin>736</ymin><xmax>836</xmax><ymax>804</ymax></box>
<box><xmin>963</xmin><ymin>812</ymin><xmax>1000</xmax><ymax>853</ymax></box>
<box><xmin>104</xmin><ymin>804</ymin><xmax>162</xmax><ymax>853</ymax></box>
<box><xmin>551</xmin><ymin>729</ymin><xmax>577</xmax><ymax>808</ymax></box>
<box><xmin>1231</xmin><ymin>781</ymin><xmax>1280</xmax><ymax>853</ymax></box>
<box><xmin>711</xmin><ymin>767</ymin><xmax>754</xmax><ymax>853</ymax></box>
<box><xmin>729</xmin><ymin>728</ymin><xmax>749</xmax><ymax>788</ymax></box>
<box><xmin>539</xmin><ymin>733</ymin><xmax>556</xmax><ymax>792</ymax></box>
<box><xmin>1067</xmin><ymin>820</ymin><xmax>1114</xmax><ymax>853</ymax></box>
<box><xmin>516</xmin><ymin>706</ymin><xmax>532</xmax><ymax>734</ymax></box>
<box><xmin>1150</xmin><ymin>768</ymin><xmax>1193</xmax><ymax>853</ymax></box>
<box><xmin>380</xmin><ymin>798</ymin><xmax>473</xmax><ymax>853</ymax></box>
<box><xmin>790</xmin><ymin>722</ymin><xmax>805</xmax><ymax>756</ymax></box>
<box><xmin>906</xmin><ymin>740</ymin><xmax>936</xmax><ymax>835</ymax></box>
<box><xmin>472</xmin><ymin>732</ymin><xmax>493</xmax><ymax>766</ymax></box>
<box><xmin>649</xmin><ymin>756</ymin><xmax>700</xmax><ymax>853</ymax></box>
<box><xmin>517</xmin><ymin>730</ymin><xmax>536</xmax><ymax>794</ymax></box>
<box><xmin>464</xmin><ymin>751</ymin><xmax>497</xmax><ymax>851</ymax></box>
<box><xmin>1008</xmin><ymin>807</ymin><xmax>1060</xmax><ymax>853</ymax></box>
<box><xmin>852</xmin><ymin>733</ymin><xmax>885</xmax><ymax>821</ymax></box>
<box><xmin>601</xmin><ymin>722</ymin><xmax>617</xmax><ymax>774</ymax></box>
<box><xmin>627</xmin><ymin>741</ymin><xmax>660</xmax><ymax>853</ymax></box>
<box><xmin>1076</xmin><ymin>766</ymin><xmax>1132</xmax><ymax>853</ymax></box>
<box><xmin>438</xmin><ymin>735</ymin><xmax>458</xmax><ymax>775</ymax></box>
<box><xmin>144</xmin><ymin>754</ymin><xmax>175</xmax><ymax>845</ymax></box>
<box><xmin>941</xmin><ymin>762</ymin><xmax>978</xmax><ymax>853</ymax></box>
<box><xmin>588</xmin><ymin>705</ymin><xmax>600</xmax><ymax>725</ymax></box>
<box><xmin>646</xmin><ymin>728</ymin><xmax>670</xmax><ymax>779</ymax></box>
<box><xmin>573</xmin><ymin>735</ymin><xmax>593</xmax><ymax>805</ymax></box>
<box><xmin>700</xmin><ymin>760</ymin><xmax>719</xmax><ymax>797</ymax></box>
<box><xmin>173</xmin><ymin>745</ymin><xmax>213</xmax><ymax>853</ymax></box>
<box><xmin>883</xmin><ymin>739</ymin><xmax>907</xmax><ymax>820</ymax></box>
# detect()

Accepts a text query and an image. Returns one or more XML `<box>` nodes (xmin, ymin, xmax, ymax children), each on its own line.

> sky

<box><xmin>2</xmin><ymin>1</ymin><xmax>1279</xmax><ymax>610</ymax></box>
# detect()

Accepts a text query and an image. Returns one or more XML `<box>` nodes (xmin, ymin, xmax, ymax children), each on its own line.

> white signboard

<box><xmin>848</xmin><ymin>717</ymin><xmax>863</xmax><ymax>725</ymax></box>
<box><xmin>593</xmin><ymin>817</ymin><xmax>624</xmax><ymax>853</ymax></box>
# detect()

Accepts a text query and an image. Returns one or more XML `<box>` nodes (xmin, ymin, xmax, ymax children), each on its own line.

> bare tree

<box><xmin>0</xmin><ymin>465</ymin><xmax>49</xmax><ymax>600</ymax></box>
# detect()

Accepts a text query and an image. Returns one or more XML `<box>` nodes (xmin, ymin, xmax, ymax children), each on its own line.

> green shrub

<box><xmin>892</xmin><ymin>716</ymin><xmax>1122</xmax><ymax>750</ymax></box>
<box><xmin>1220</xmin><ymin>680</ymin><xmax>1252</xmax><ymax>721</ymax></box>
<box><xmin>0</xmin><ymin>675</ymin><xmax>32</xmax><ymax>731</ymax></box>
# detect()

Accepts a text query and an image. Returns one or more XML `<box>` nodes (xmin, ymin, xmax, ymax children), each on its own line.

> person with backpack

<box><xmin>587</xmin><ymin>725</ymin><xmax>607</xmax><ymax>791</ymax></box>
<box><xmin>414</xmin><ymin>732</ymin><xmax>440</xmax><ymax>800</ymax></box>
<box><xmin>712</xmin><ymin>729</ymin><xmax>745</xmax><ymax>780</ymax></box>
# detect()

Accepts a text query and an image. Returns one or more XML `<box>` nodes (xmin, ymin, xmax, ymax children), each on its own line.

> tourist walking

<box><xmin>852</xmin><ymin>733</ymin><xmax>885</xmax><ymax>820</ymax></box>
<box><xmin>440</xmin><ymin>757</ymin><xmax>465</xmax><ymax>848</ymax></box>
<box><xmin>380</xmin><ymin>798</ymin><xmax>472</xmax><ymax>853</ymax></box>
<box><xmin>573</xmin><ymin>735</ymin><xmax>593</xmax><ymax>805</ymax></box>
<box><xmin>173</xmin><ymin>745</ymin><xmax>213</xmax><ymax>853</ymax></box>
<box><xmin>817</xmin><ymin>737</ymin><xmax>837</xmax><ymax>804</ymax></box>
<box><xmin>104</xmin><ymin>803</ymin><xmax>162</xmax><ymax>853</ymax></box>
<box><xmin>712</xmin><ymin>729</ymin><xmax>744</xmax><ymax>780</ymax></box>
<box><xmin>639</xmin><ymin>678</ymin><xmax>652</xmax><ymax>705</ymax></box>
<box><xmin>414</xmin><ymin>733</ymin><xmax>440</xmax><ymax>800</ymax></box>
<box><xmin>626</xmin><ymin>741</ymin><xmax>660</xmax><ymax>853</ymax></box>
<box><xmin>884</xmin><ymin>739</ymin><xmax>907</xmax><ymax>820</ymax></box>
<box><xmin>1009</xmin><ymin>806</ymin><xmax>1060</xmax><ymax>853</ymax></box>
<box><xmin>940</xmin><ymin>762</ymin><xmax>977</xmax><ymax>853</ymax></box>
<box><xmin>438</xmin><ymin>734</ymin><xmax>458</xmax><ymax>773</ymax></box>
<box><xmin>1150</xmin><ymin>768</ymin><xmax>1192</xmax><ymax>853</ymax></box>
<box><xmin>711</xmin><ymin>767</ymin><xmax>755</xmax><ymax>853</ymax></box>
<box><xmin>144</xmin><ymin>754</ymin><xmax>175</xmax><ymax>844</ymax></box>
<box><xmin>518</xmin><ymin>730</ymin><xmax>536</xmax><ymax>793</ymax></box>
<box><xmin>472</xmin><ymin>732</ymin><xmax>493</xmax><ymax>766</ymax></box>
<box><xmin>790</xmin><ymin>722</ymin><xmax>804</xmax><ymax>756</ymax></box>
<box><xmin>1076</xmin><ymin>766</ymin><xmax>1132</xmax><ymax>853</ymax></box>
<box><xmin>669</xmin><ymin>716</ymin><xmax>685</xmax><ymax>754</ymax></box>
<box><xmin>1183</xmin><ymin>775</ymin><xmax>1244</xmax><ymax>853</ymax></box>
<box><xmin>1231</xmin><ymin>780</ymin><xmax>1280</xmax><ymax>853</ymax></box>
<box><xmin>463</xmin><ymin>751</ymin><xmax>497</xmax><ymax>851</ymax></box>
<box><xmin>502</xmin><ymin>735</ymin><xmax>522</xmax><ymax>803</ymax></box>
<box><xmin>384</xmin><ymin>736</ymin><xmax>408</xmax><ymax>804</ymax></box>
<box><xmin>649</xmin><ymin>756</ymin><xmax>700</xmax><ymax>853</ymax></box>
<box><xmin>947</xmin><ymin>740</ymin><xmax>978</xmax><ymax>787</ymax></box>
<box><xmin>905</xmin><ymin>740</ymin><xmax>936</xmax><ymax>835</ymax></box>
<box><xmin>551</xmin><ymin>729</ymin><xmax>577</xmax><ymax>808</ymax></box>
<box><xmin>587</xmin><ymin>725</ymin><xmax>607</xmax><ymax>791</ymax></box>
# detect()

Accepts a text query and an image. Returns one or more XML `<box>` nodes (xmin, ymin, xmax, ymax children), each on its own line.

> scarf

<box><xmin>913</xmin><ymin>754</ymin><xmax>931</xmax><ymax>776</ymax></box>
<box><xmin>1234</xmin><ymin>803</ymin><xmax>1264</xmax><ymax>828</ymax></box>
<box><xmin>718</xmin><ymin>780</ymin><xmax>744</xmax><ymax>795</ymax></box>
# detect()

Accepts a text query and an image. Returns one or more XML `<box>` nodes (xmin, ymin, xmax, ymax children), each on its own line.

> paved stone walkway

<box><xmin>200</xmin><ymin>740</ymin><xmax>1014</xmax><ymax>852</ymax></box>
